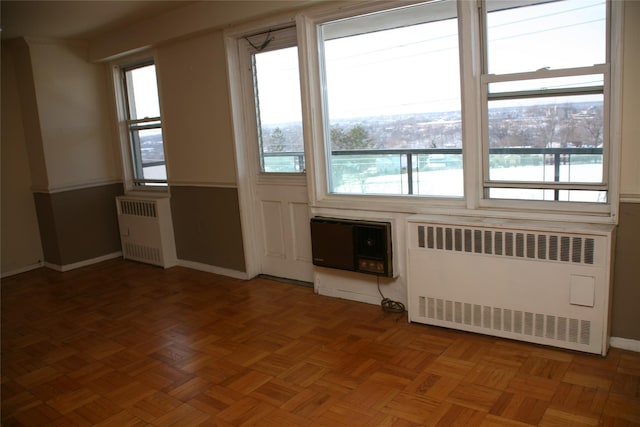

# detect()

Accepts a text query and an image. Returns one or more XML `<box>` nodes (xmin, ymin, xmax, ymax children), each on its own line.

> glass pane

<box><xmin>488</xmin><ymin>188</ymin><xmax>606</xmax><ymax>203</ymax></box>
<box><xmin>125</xmin><ymin>64</ymin><xmax>160</xmax><ymax>120</ymax></box>
<box><xmin>321</xmin><ymin>0</ymin><xmax>462</xmax><ymax>197</ymax></box>
<box><xmin>253</xmin><ymin>47</ymin><xmax>304</xmax><ymax>173</ymax></box>
<box><xmin>414</xmin><ymin>154</ymin><xmax>464</xmax><ymax>197</ymax></box>
<box><xmin>489</xmin><ymin>75</ymin><xmax>603</xmax><ymax>94</ymax></box>
<box><xmin>130</xmin><ymin>127</ymin><xmax>166</xmax><ymax>181</ymax></box>
<box><xmin>486</xmin><ymin>0</ymin><xmax>606</xmax><ymax>75</ymax></box>
<box><xmin>487</xmin><ymin>94</ymin><xmax>603</xmax><ymax>184</ymax></box>
<box><xmin>331</xmin><ymin>154</ymin><xmax>408</xmax><ymax>195</ymax></box>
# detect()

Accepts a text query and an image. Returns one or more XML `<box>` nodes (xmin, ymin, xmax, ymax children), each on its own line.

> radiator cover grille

<box><xmin>116</xmin><ymin>196</ymin><xmax>176</xmax><ymax>268</ymax></box>
<box><xmin>417</xmin><ymin>225</ymin><xmax>595</xmax><ymax>265</ymax></box>
<box><xmin>407</xmin><ymin>217</ymin><xmax>614</xmax><ymax>355</ymax></box>
<box><xmin>119</xmin><ymin>199</ymin><xmax>158</xmax><ymax>218</ymax></box>
<box><xmin>418</xmin><ymin>296</ymin><xmax>591</xmax><ymax>346</ymax></box>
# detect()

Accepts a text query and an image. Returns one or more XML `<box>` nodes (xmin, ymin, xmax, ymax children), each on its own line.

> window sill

<box><xmin>312</xmin><ymin>193</ymin><xmax>616</xmax><ymax>225</ymax></box>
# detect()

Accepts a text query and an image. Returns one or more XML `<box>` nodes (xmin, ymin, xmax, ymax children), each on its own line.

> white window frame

<box><xmin>111</xmin><ymin>53</ymin><xmax>168</xmax><ymax>191</ymax></box>
<box><xmin>298</xmin><ymin>1</ymin><xmax>469</xmax><ymax>214</ymax></box>
<box><xmin>478</xmin><ymin>0</ymin><xmax>614</xmax><ymax>214</ymax></box>
<box><xmin>296</xmin><ymin>0</ymin><xmax>623</xmax><ymax>223</ymax></box>
<box><xmin>243</xmin><ymin>26</ymin><xmax>307</xmax><ymax>182</ymax></box>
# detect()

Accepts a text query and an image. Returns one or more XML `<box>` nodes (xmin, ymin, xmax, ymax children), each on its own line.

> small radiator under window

<box><xmin>116</xmin><ymin>196</ymin><xmax>177</xmax><ymax>268</ymax></box>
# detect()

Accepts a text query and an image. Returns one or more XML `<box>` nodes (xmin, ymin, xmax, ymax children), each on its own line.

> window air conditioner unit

<box><xmin>310</xmin><ymin>217</ymin><xmax>393</xmax><ymax>277</ymax></box>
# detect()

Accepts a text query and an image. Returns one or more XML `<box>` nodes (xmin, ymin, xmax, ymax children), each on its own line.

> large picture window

<box><xmin>320</xmin><ymin>1</ymin><xmax>462</xmax><ymax>197</ymax></box>
<box><xmin>121</xmin><ymin>62</ymin><xmax>167</xmax><ymax>186</ymax></box>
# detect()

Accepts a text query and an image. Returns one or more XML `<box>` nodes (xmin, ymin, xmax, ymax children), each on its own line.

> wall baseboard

<box><xmin>44</xmin><ymin>252</ymin><xmax>122</xmax><ymax>272</ymax></box>
<box><xmin>316</xmin><ymin>285</ymin><xmax>381</xmax><ymax>306</ymax></box>
<box><xmin>610</xmin><ymin>337</ymin><xmax>640</xmax><ymax>352</ymax></box>
<box><xmin>1</xmin><ymin>261</ymin><xmax>45</xmax><ymax>279</ymax></box>
<box><xmin>177</xmin><ymin>259</ymin><xmax>249</xmax><ymax>280</ymax></box>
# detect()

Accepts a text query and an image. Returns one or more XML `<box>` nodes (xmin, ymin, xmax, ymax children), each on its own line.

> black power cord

<box><xmin>376</xmin><ymin>275</ymin><xmax>405</xmax><ymax>313</ymax></box>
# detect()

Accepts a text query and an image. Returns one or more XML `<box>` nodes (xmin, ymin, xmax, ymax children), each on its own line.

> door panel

<box><xmin>291</xmin><ymin>202</ymin><xmax>312</xmax><ymax>263</ymax></box>
<box><xmin>260</xmin><ymin>200</ymin><xmax>285</xmax><ymax>258</ymax></box>
<box><xmin>256</xmin><ymin>183</ymin><xmax>312</xmax><ymax>282</ymax></box>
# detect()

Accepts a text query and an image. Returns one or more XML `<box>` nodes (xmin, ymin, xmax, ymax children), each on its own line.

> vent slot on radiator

<box><xmin>418</xmin><ymin>296</ymin><xmax>591</xmax><ymax>346</ymax></box>
<box><xmin>418</xmin><ymin>225</ymin><xmax>595</xmax><ymax>265</ymax></box>
<box><xmin>119</xmin><ymin>199</ymin><xmax>158</xmax><ymax>218</ymax></box>
<box><xmin>123</xmin><ymin>243</ymin><xmax>162</xmax><ymax>265</ymax></box>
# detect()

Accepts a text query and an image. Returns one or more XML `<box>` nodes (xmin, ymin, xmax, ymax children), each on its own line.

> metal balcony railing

<box><xmin>263</xmin><ymin>147</ymin><xmax>603</xmax><ymax>198</ymax></box>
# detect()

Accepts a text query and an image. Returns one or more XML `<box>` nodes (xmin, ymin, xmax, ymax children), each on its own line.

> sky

<box><xmin>128</xmin><ymin>64</ymin><xmax>160</xmax><ymax>120</ymax></box>
<box><xmin>253</xmin><ymin>0</ymin><xmax>606</xmax><ymax>126</ymax></box>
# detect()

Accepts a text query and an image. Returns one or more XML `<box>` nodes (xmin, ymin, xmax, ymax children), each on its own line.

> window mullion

<box><xmin>459</xmin><ymin>0</ymin><xmax>484</xmax><ymax>209</ymax></box>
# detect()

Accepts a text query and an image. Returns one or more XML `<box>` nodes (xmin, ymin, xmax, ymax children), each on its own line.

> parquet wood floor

<box><xmin>2</xmin><ymin>259</ymin><xmax>639</xmax><ymax>426</ymax></box>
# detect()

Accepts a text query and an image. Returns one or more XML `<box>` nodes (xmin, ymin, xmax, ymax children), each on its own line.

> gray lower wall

<box><xmin>29</xmin><ymin>183</ymin><xmax>639</xmax><ymax>341</ymax></box>
<box><xmin>611</xmin><ymin>202</ymin><xmax>640</xmax><ymax>341</ymax></box>
<box><xmin>170</xmin><ymin>185</ymin><xmax>245</xmax><ymax>272</ymax></box>
<box><xmin>33</xmin><ymin>183</ymin><xmax>124</xmax><ymax>266</ymax></box>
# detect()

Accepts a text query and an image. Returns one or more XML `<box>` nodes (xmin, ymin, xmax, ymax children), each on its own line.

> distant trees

<box><xmin>330</xmin><ymin>125</ymin><xmax>376</xmax><ymax>150</ymax></box>
<box><xmin>263</xmin><ymin>125</ymin><xmax>303</xmax><ymax>153</ymax></box>
<box><xmin>583</xmin><ymin>107</ymin><xmax>603</xmax><ymax>147</ymax></box>
<box><xmin>488</xmin><ymin>104</ymin><xmax>603</xmax><ymax>148</ymax></box>
<box><xmin>270</xmin><ymin>127</ymin><xmax>286</xmax><ymax>152</ymax></box>
<box><xmin>261</xmin><ymin>103</ymin><xmax>603</xmax><ymax>155</ymax></box>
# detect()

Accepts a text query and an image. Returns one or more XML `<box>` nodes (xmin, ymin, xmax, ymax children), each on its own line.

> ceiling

<box><xmin>1</xmin><ymin>1</ymin><xmax>193</xmax><ymax>41</ymax></box>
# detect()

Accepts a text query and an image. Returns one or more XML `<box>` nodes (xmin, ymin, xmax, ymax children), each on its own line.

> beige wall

<box><xmin>157</xmin><ymin>31</ymin><xmax>237</xmax><ymax>186</ymax></box>
<box><xmin>89</xmin><ymin>1</ymin><xmax>315</xmax><ymax>62</ymax></box>
<box><xmin>1</xmin><ymin>38</ymin><xmax>123</xmax><ymax>273</ymax></box>
<box><xmin>1</xmin><ymin>41</ymin><xmax>44</xmax><ymax>275</ymax></box>
<box><xmin>8</xmin><ymin>39</ymin><xmax>49</xmax><ymax>190</ymax></box>
<box><xmin>28</xmin><ymin>40</ymin><xmax>120</xmax><ymax>190</ymax></box>
<box><xmin>620</xmin><ymin>1</ymin><xmax>640</xmax><ymax>199</ymax></box>
<box><xmin>611</xmin><ymin>1</ymin><xmax>640</xmax><ymax>341</ymax></box>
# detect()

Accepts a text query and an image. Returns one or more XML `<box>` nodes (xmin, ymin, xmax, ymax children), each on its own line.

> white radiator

<box><xmin>407</xmin><ymin>215</ymin><xmax>615</xmax><ymax>355</ymax></box>
<box><xmin>116</xmin><ymin>195</ymin><xmax>177</xmax><ymax>268</ymax></box>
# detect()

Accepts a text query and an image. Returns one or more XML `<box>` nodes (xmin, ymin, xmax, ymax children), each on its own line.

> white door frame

<box><xmin>225</xmin><ymin>19</ymin><xmax>312</xmax><ymax>281</ymax></box>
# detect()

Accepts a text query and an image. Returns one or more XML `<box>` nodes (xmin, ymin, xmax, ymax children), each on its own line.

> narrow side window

<box><xmin>246</xmin><ymin>28</ymin><xmax>305</xmax><ymax>173</ymax></box>
<box><xmin>121</xmin><ymin>62</ymin><xmax>167</xmax><ymax>186</ymax></box>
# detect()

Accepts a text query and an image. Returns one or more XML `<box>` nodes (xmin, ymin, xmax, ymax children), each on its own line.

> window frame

<box><xmin>296</xmin><ymin>0</ymin><xmax>622</xmax><ymax>222</ymax></box>
<box><xmin>319</xmin><ymin>0</ymin><xmax>464</xmax><ymax>199</ymax></box>
<box><xmin>479</xmin><ymin>0</ymin><xmax>611</xmax><ymax>208</ymax></box>
<box><xmin>244</xmin><ymin>26</ymin><xmax>307</xmax><ymax>179</ymax></box>
<box><xmin>298</xmin><ymin>1</ymin><xmax>469</xmax><ymax>213</ymax></box>
<box><xmin>112</xmin><ymin>55</ymin><xmax>168</xmax><ymax>190</ymax></box>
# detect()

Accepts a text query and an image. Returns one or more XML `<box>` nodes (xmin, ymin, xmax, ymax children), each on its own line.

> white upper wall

<box><xmin>28</xmin><ymin>39</ymin><xmax>120</xmax><ymax>191</ymax></box>
<box><xmin>620</xmin><ymin>1</ymin><xmax>640</xmax><ymax>199</ymax></box>
<box><xmin>1</xmin><ymin>41</ymin><xmax>45</xmax><ymax>275</ymax></box>
<box><xmin>157</xmin><ymin>31</ymin><xmax>237</xmax><ymax>186</ymax></box>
